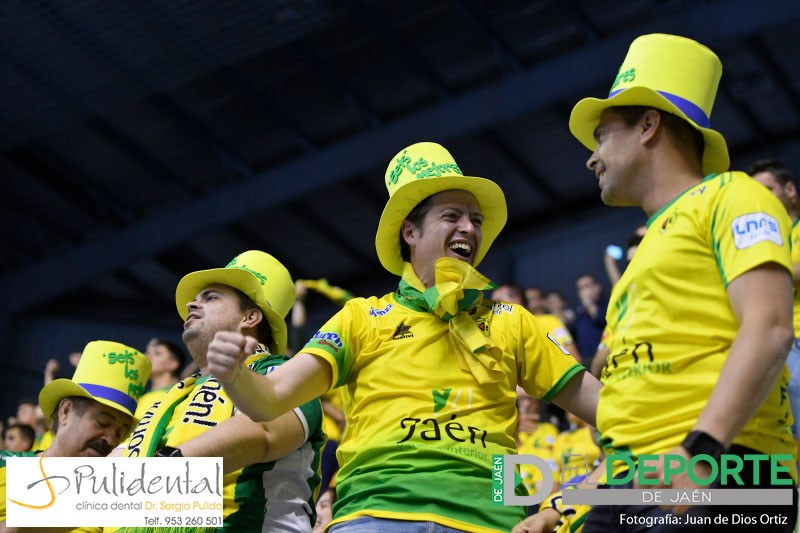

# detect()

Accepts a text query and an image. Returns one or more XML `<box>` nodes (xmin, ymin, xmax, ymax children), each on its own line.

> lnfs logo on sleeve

<box><xmin>731</xmin><ymin>212</ymin><xmax>783</xmax><ymax>249</ymax></box>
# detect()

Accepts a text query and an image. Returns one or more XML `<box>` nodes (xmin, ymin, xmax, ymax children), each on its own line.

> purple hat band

<box><xmin>608</xmin><ymin>88</ymin><xmax>711</xmax><ymax>129</ymax></box>
<box><xmin>78</xmin><ymin>383</ymin><xmax>137</xmax><ymax>414</ymax></box>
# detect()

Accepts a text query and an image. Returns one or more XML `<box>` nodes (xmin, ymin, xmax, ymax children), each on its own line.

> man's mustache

<box><xmin>87</xmin><ymin>439</ymin><xmax>113</xmax><ymax>455</ymax></box>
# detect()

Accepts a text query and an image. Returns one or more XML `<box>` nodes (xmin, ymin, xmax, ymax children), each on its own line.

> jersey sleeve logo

<box><xmin>731</xmin><ymin>212</ymin><xmax>783</xmax><ymax>249</ymax></box>
<box><xmin>546</xmin><ymin>332</ymin><xmax>571</xmax><ymax>355</ymax></box>
<box><xmin>369</xmin><ymin>304</ymin><xmax>393</xmax><ymax>317</ymax></box>
<box><xmin>311</xmin><ymin>331</ymin><xmax>344</xmax><ymax>352</ymax></box>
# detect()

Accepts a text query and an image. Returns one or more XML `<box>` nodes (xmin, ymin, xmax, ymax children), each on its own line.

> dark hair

<box><xmin>545</xmin><ymin>289</ymin><xmax>565</xmax><ymax>300</ymax></box>
<box><xmin>524</xmin><ymin>286</ymin><xmax>543</xmax><ymax>299</ymax></box>
<box><xmin>149</xmin><ymin>338</ymin><xmax>187</xmax><ymax>376</ymax></box>
<box><xmin>17</xmin><ymin>398</ymin><xmax>37</xmax><ymax>408</ymax></box>
<box><xmin>494</xmin><ymin>284</ymin><xmax>526</xmax><ymax>302</ymax></box>
<box><xmin>6</xmin><ymin>423</ymin><xmax>35</xmax><ymax>447</ymax></box>
<box><xmin>50</xmin><ymin>396</ymin><xmax>94</xmax><ymax>436</ymax></box>
<box><xmin>612</xmin><ymin>106</ymin><xmax>705</xmax><ymax>165</ymax></box>
<box><xmin>399</xmin><ymin>195</ymin><xmax>435</xmax><ymax>262</ymax></box>
<box><xmin>746</xmin><ymin>159</ymin><xmax>796</xmax><ymax>187</ymax></box>
<box><xmin>233</xmin><ymin>289</ymin><xmax>274</xmax><ymax>351</ymax></box>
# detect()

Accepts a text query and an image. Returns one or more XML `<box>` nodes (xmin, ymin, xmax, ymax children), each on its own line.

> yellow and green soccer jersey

<box><xmin>302</xmin><ymin>294</ymin><xmax>585</xmax><ymax>533</ymax></box>
<box><xmin>598</xmin><ymin>171</ymin><xmax>797</xmax><ymax>480</ymax></box>
<box><xmin>551</xmin><ymin>426</ymin><xmax>600</xmax><ymax>485</ymax></box>
<box><xmin>792</xmin><ymin>219</ymin><xmax>800</xmax><ymax>336</ymax></box>
<box><xmin>322</xmin><ymin>389</ymin><xmax>344</xmax><ymax>443</ymax></box>
<box><xmin>132</xmin><ymin>385</ymin><xmax>171</xmax><ymax>421</ymax></box>
<box><xmin>596</xmin><ymin>327</ymin><xmax>611</xmax><ymax>353</ymax></box>
<box><xmin>536</xmin><ymin>314</ymin><xmax>575</xmax><ymax>351</ymax></box>
<box><xmin>113</xmin><ymin>354</ymin><xmax>325</xmax><ymax>533</ymax></box>
<box><xmin>518</xmin><ymin>421</ymin><xmax>559</xmax><ymax>452</ymax></box>
<box><xmin>517</xmin><ymin>422</ymin><xmax>559</xmax><ymax>494</ymax></box>
<box><xmin>33</xmin><ymin>429</ymin><xmax>54</xmax><ymax>451</ymax></box>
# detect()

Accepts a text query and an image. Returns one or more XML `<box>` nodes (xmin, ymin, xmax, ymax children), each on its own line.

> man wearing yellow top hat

<box><xmin>0</xmin><ymin>340</ymin><xmax>151</xmax><ymax>531</ymax></box>
<box><xmin>206</xmin><ymin>142</ymin><xmax>602</xmax><ymax>532</ymax></box>
<box><xmin>564</xmin><ymin>33</ymin><xmax>797</xmax><ymax>532</ymax></box>
<box><xmin>108</xmin><ymin>250</ymin><xmax>325</xmax><ymax>533</ymax></box>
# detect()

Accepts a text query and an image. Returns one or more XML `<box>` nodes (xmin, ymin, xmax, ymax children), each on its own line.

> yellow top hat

<box><xmin>375</xmin><ymin>142</ymin><xmax>508</xmax><ymax>275</ymax></box>
<box><xmin>175</xmin><ymin>250</ymin><xmax>295</xmax><ymax>355</ymax></box>
<box><xmin>39</xmin><ymin>340</ymin><xmax>152</xmax><ymax>422</ymax></box>
<box><xmin>569</xmin><ymin>33</ymin><xmax>729</xmax><ymax>175</ymax></box>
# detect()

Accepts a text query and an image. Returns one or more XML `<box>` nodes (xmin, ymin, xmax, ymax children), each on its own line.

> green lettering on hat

<box><xmin>128</xmin><ymin>382</ymin><xmax>145</xmax><ymax>398</ymax></box>
<box><xmin>415</xmin><ymin>161</ymin><xmax>464</xmax><ymax>180</ymax></box>
<box><xmin>235</xmin><ymin>264</ymin><xmax>267</xmax><ymax>285</ymax></box>
<box><xmin>611</xmin><ymin>67</ymin><xmax>636</xmax><ymax>90</ymax></box>
<box><xmin>104</xmin><ymin>349</ymin><xmax>136</xmax><ymax>365</ymax></box>
<box><xmin>388</xmin><ymin>150</ymin><xmax>412</xmax><ymax>185</ymax></box>
<box><xmin>226</xmin><ymin>257</ymin><xmax>267</xmax><ymax>285</ymax></box>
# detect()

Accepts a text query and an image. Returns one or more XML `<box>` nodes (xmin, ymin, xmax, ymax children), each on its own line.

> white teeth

<box><xmin>450</xmin><ymin>243</ymin><xmax>472</xmax><ymax>254</ymax></box>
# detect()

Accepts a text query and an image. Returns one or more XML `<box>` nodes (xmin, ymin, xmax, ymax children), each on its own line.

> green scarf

<box><xmin>114</xmin><ymin>346</ymin><xmax>269</xmax><ymax>533</ymax></box>
<box><xmin>396</xmin><ymin>257</ymin><xmax>505</xmax><ymax>384</ymax></box>
<box><xmin>125</xmin><ymin>345</ymin><xmax>269</xmax><ymax>458</ymax></box>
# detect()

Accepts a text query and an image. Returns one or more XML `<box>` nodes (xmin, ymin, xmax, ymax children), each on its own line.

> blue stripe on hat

<box><xmin>78</xmin><ymin>383</ymin><xmax>137</xmax><ymax>414</ymax></box>
<box><xmin>609</xmin><ymin>88</ymin><xmax>711</xmax><ymax>128</ymax></box>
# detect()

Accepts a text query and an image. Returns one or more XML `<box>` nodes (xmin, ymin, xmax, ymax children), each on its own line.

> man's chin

<box><xmin>181</xmin><ymin>328</ymin><xmax>199</xmax><ymax>344</ymax></box>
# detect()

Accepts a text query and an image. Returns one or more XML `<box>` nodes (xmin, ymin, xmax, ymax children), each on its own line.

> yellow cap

<box><xmin>570</xmin><ymin>33</ymin><xmax>729</xmax><ymax>175</ymax></box>
<box><xmin>39</xmin><ymin>340</ymin><xmax>151</xmax><ymax>423</ymax></box>
<box><xmin>175</xmin><ymin>250</ymin><xmax>294</xmax><ymax>354</ymax></box>
<box><xmin>375</xmin><ymin>142</ymin><xmax>507</xmax><ymax>275</ymax></box>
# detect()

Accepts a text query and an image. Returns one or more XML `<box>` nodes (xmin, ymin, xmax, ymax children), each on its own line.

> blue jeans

<box><xmin>328</xmin><ymin>517</ymin><xmax>469</xmax><ymax>533</ymax></box>
<box><xmin>787</xmin><ymin>340</ymin><xmax>800</xmax><ymax>441</ymax></box>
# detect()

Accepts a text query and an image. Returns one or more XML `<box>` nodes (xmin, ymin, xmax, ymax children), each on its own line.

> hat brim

<box><xmin>175</xmin><ymin>268</ymin><xmax>287</xmax><ymax>355</ymax></box>
<box><xmin>375</xmin><ymin>176</ymin><xmax>508</xmax><ymax>275</ymax></box>
<box><xmin>569</xmin><ymin>86</ymin><xmax>729</xmax><ymax>175</ymax></box>
<box><xmin>39</xmin><ymin>379</ymin><xmax>139</xmax><ymax>426</ymax></box>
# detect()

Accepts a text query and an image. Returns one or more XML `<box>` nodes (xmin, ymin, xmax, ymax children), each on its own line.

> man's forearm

<box><xmin>178</xmin><ymin>414</ymin><xmax>270</xmax><ymax>473</ymax></box>
<box><xmin>552</xmin><ymin>371</ymin><xmax>601</xmax><ymax>427</ymax></box>
<box><xmin>220</xmin><ymin>367</ymin><xmax>283</xmax><ymax>422</ymax></box>
<box><xmin>694</xmin><ymin>320</ymin><xmax>792</xmax><ymax>446</ymax></box>
<box><xmin>214</xmin><ymin>352</ymin><xmax>333</xmax><ymax>424</ymax></box>
<box><xmin>178</xmin><ymin>412</ymin><xmax>306</xmax><ymax>474</ymax></box>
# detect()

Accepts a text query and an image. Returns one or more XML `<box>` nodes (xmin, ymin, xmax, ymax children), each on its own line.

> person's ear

<box><xmin>639</xmin><ymin>109</ymin><xmax>662</xmax><ymax>144</ymax></box>
<box><xmin>401</xmin><ymin>220</ymin><xmax>419</xmax><ymax>247</ymax></box>
<box><xmin>241</xmin><ymin>307</ymin><xmax>263</xmax><ymax>330</ymax></box>
<box><xmin>57</xmin><ymin>399</ymin><xmax>73</xmax><ymax>428</ymax></box>
<box><xmin>786</xmin><ymin>181</ymin><xmax>798</xmax><ymax>200</ymax></box>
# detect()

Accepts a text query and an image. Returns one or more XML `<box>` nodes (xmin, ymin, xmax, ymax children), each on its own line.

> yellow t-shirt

<box><xmin>551</xmin><ymin>426</ymin><xmax>600</xmax><ymax>485</ymax></box>
<box><xmin>131</xmin><ymin>385</ymin><xmax>170</xmax><ymax>421</ymax></box>
<box><xmin>791</xmin><ymin>218</ymin><xmax>800</xmax><ymax>336</ymax></box>
<box><xmin>303</xmin><ymin>294</ymin><xmax>584</xmax><ymax>533</ymax></box>
<box><xmin>33</xmin><ymin>430</ymin><xmax>54</xmax><ymax>451</ymax></box>
<box><xmin>518</xmin><ymin>421</ymin><xmax>559</xmax><ymax>451</ymax></box>
<box><xmin>536</xmin><ymin>314</ymin><xmax>575</xmax><ymax>350</ymax></box>
<box><xmin>599</xmin><ymin>172</ymin><xmax>796</xmax><ymax>480</ymax></box>
<box><xmin>517</xmin><ymin>422</ymin><xmax>559</xmax><ymax>493</ymax></box>
<box><xmin>322</xmin><ymin>390</ymin><xmax>345</xmax><ymax>443</ymax></box>
<box><xmin>112</xmin><ymin>354</ymin><xmax>325</xmax><ymax>533</ymax></box>
<box><xmin>596</xmin><ymin>327</ymin><xmax>612</xmax><ymax>354</ymax></box>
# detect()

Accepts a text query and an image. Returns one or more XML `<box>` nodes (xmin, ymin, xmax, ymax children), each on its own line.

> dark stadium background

<box><xmin>0</xmin><ymin>0</ymin><xmax>798</xmax><ymax>414</ymax></box>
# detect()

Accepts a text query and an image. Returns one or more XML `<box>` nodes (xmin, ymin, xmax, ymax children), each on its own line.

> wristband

<box><xmin>156</xmin><ymin>446</ymin><xmax>184</xmax><ymax>458</ymax></box>
<box><xmin>681</xmin><ymin>430</ymin><xmax>726</xmax><ymax>462</ymax></box>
